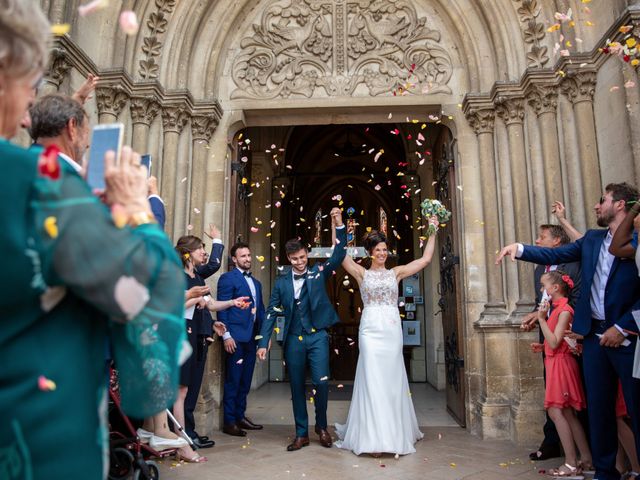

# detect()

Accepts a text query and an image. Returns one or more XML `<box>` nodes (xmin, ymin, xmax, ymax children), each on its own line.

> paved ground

<box><xmin>156</xmin><ymin>425</ymin><xmax>561</xmax><ymax>480</ymax></box>
<box><xmin>156</xmin><ymin>383</ymin><xmax>563</xmax><ymax>479</ymax></box>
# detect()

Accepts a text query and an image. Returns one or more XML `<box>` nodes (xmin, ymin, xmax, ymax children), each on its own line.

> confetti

<box><xmin>51</xmin><ymin>24</ymin><xmax>71</xmax><ymax>36</ymax></box>
<box><xmin>119</xmin><ymin>11</ymin><xmax>139</xmax><ymax>35</ymax></box>
<box><xmin>236</xmin><ymin>359</ymin><xmax>244</xmax><ymax>364</ymax></box>
<box><xmin>78</xmin><ymin>0</ymin><xmax>109</xmax><ymax>16</ymax></box>
<box><xmin>38</xmin><ymin>375</ymin><xmax>56</xmax><ymax>391</ymax></box>
<box><xmin>43</xmin><ymin>216</ymin><xmax>59</xmax><ymax>238</ymax></box>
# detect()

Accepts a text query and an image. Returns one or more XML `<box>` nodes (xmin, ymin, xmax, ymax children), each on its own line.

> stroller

<box><xmin>108</xmin><ymin>369</ymin><xmax>197</xmax><ymax>480</ymax></box>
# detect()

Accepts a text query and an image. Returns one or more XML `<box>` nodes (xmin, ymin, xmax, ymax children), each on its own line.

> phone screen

<box><xmin>140</xmin><ymin>154</ymin><xmax>152</xmax><ymax>177</ymax></box>
<box><xmin>86</xmin><ymin>124</ymin><xmax>124</xmax><ymax>190</ymax></box>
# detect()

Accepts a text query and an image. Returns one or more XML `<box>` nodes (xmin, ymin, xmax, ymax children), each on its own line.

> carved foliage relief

<box><xmin>231</xmin><ymin>0</ymin><xmax>453</xmax><ymax>99</ymax></box>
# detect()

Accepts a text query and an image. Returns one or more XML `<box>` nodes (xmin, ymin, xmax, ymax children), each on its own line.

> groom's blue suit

<box><xmin>519</xmin><ymin>229</ymin><xmax>640</xmax><ymax>480</ymax></box>
<box><xmin>259</xmin><ymin>227</ymin><xmax>347</xmax><ymax>437</ymax></box>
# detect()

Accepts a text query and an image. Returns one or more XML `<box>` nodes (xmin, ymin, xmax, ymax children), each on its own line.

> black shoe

<box><xmin>529</xmin><ymin>443</ymin><xmax>562</xmax><ymax>461</ymax></box>
<box><xmin>223</xmin><ymin>424</ymin><xmax>247</xmax><ymax>437</ymax></box>
<box><xmin>192</xmin><ymin>431</ymin><xmax>210</xmax><ymax>442</ymax></box>
<box><xmin>191</xmin><ymin>437</ymin><xmax>215</xmax><ymax>449</ymax></box>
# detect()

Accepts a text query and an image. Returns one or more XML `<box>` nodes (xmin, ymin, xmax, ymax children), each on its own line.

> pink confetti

<box><xmin>78</xmin><ymin>0</ymin><xmax>109</xmax><ymax>16</ymax></box>
<box><xmin>251</xmin><ymin>227</ymin><xmax>259</xmax><ymax>233</ymax></box>
<box><xmin>38</xmin><ymin>375</ymin><xmax>56</xmax><ymax>391</ymax></box>
<box><xmin>119</xmin><ymin>10</ymin><xmax>139</xmax><ymax>35</ymax></box>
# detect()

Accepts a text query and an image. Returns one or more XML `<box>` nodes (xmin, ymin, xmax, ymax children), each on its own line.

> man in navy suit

<box><xmin>497</xmin><ymin>182</ymin><xmax>640</xmax><ymax>480</ymax></box>
<box><xmin>217</xmin><ymin>242</ymin><xmax>265</xmax><ymax>436</ymax></box>
<box><xmin>257</xmin><ymin>207</ymin><xmax>346</xmax><ymax>451</ymax></box>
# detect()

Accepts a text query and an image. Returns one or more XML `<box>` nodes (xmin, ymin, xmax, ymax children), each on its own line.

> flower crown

<box><xmin>561</xmin><ymin>274</ymin><xmax>574</xmax><ymax>290</ymax></box>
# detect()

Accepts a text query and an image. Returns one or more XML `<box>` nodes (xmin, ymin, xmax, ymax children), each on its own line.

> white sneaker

<box><xmin>149</xmin><ymin>434</ymin><xmax>188</xmax><ymax>450</ymax></box>
<box><xmin>136</xmin><ymin>428</ymin><xmax>153</xmax><ymax>444</ymax></box>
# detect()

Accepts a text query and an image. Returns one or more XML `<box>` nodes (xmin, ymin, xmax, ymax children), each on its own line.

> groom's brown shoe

<box><xmin>238</xmin><ymin>416</ymin><xmax>263</xmax><ymax>430</ymax></box>
<box><xmin>287</xmin><ymin>436</ymin><xmax>310</xmax><ymax>451</ymax></box>
<box><xmin>315</xmin><ymin>426</ymin><xmax>332</xmax><ymax>448</ymax></box>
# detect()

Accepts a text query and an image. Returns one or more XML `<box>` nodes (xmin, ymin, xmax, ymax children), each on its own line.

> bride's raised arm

<box><xmin>342</xmin><ymin>252</ymin><xmax>365</xmax><ymax>285</ymax></box>
<box><xmin>392</xmin><ymin>217</ymin><xmax>439</xmax><ymax>282</ymax></box>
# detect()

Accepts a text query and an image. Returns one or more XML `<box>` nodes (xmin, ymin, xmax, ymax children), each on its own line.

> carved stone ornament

<box><xmin>465</xmin><ymin>108</ymin><xmax>495</xmax><ymax>135</ymax></box>
<box><xmin>560</xmin><ymin>71</ymin><xmax>597</xmax><ymax>104</ymax></box>
<box><xmin>191</xmin><ymin>115</ymin><xmax>219</xmax><ymax>142</ymax></box>
<box><xmin>495</xmin><ymin>96</ymin><xmax>525</xmax><ymax>125</ymax></box>
<box><xmin>513</xmin><ymin>0</ymin><xmax>549</xmax><ymax>68</ymax></box>
<box><xmin>231</xmin><ymin>0</ymin><xmax>453</xmax><ymax>99</ymax></box>
<box><xmin>46</xmin><ymin>47</ymin><xmax>71</xmax><ymax>88</ymax></box>
<box><xmin>96</xmin><ymin>86</ymin><xmax>129</xmax><ymax>118</ymax></box>
<box><xmin>161</xmin><ymin>105</ymin><xmax>189</xmax><ymax>133</ymax></box>
<box><xmin>138</xmin><ymin>0</ymin><xmax>177</xmax><ymax>79</ymax></box>
<box><xmin>130</xmin><ymin>96</ymin><xmax>161</xmax><ymax>126</ymax></box>
<box><xmin>526</xmin><ymin>83</ymin><xmax>558</xmax><ymax>115</ymax></box>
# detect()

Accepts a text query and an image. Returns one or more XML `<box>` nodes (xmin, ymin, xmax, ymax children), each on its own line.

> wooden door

<box><xmin>433</xmin><ymin>129</ymin><xmax>466</xmax><ymax>427</ymax></box>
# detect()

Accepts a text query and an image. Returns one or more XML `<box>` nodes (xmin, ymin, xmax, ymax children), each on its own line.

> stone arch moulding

<box><xmin>229</xmin><ymin>0</ymin><xmax>454</xmax><ymax>99</ymax></box>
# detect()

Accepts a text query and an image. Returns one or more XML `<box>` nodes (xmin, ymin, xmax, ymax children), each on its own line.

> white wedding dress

<box><xmin>335</xmin><ymin>268</ymin><xmax>423</xmax><ymax>455</ymax></box>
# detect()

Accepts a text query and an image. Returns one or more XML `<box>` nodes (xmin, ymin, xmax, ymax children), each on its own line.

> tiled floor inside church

<box><xmin>159</xmin><ymin>383</ymin><xmax>560</xmax><ymax>479</ymax></box>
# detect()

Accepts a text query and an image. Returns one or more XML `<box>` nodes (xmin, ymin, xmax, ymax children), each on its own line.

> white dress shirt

<box><xmin>222</xmin><ymin>267</ymin><xmax>256</xmax><ymax>341</ymax></box>
<box><xmin>292</xmin><ymin>270</ymin><xmax>308</xmax><ymax>300</ymax></box>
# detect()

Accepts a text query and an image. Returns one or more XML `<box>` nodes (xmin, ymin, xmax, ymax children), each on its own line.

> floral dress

<box><xmin>0</xmin><ymin>139</ymin><xmax>186</xmax><ymax>479</ymax></box>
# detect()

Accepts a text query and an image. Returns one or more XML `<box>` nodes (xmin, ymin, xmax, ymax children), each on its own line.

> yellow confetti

<box><xmin>586</xmin><ymin>20</ymin><xmax>594</xmax><ymax>26</ymax></box>
<box><xmin>450</xmin><ymin>463</ymin><xmax>456</xmax><ymax>468</ymax></box>
<box><xmin>241</xmin><ymin>177</ymin><xmax>248</xmax><ymax>184</ymax></box>
<box><xmin>256</xmin><ymin>255</ymin><xmax>265</xmax><ymax>262</ymax></box>
<box><xmin>44</xmin><ymin>216</ymin><xmax>58</xmax><ymax>238</ymax></box>
<box><xmin>547</xmin><ymin>24</ymin><xmax>561</xmax><ymax>32</ymax></box>
<box><xmin>632</xmin><ymin>59</ymin><xmax>640</xmax><ymax>67</ymax></box>
<box><xmin>298</xmin><ymin>335</ymin><xmax>303</xmax><ymax>341</ymax></box>
<box><xmin>620</xmin><ymin>25</ymin><xmax>633</xmax><ymax>34</ymax></box>
<box><xmin>627</xmin><ymin>38</ymin><xmax>637</xmax><ymax>48</ymax></box>
<box><xmin>51</xmin><ymin>24</ymin><xmax>71</xmax><ymax>36</ymax></box>
<box><xmin>274</xmin><ymin>327</ymin><xmax>280</xmax><ymax>334</ymax></box>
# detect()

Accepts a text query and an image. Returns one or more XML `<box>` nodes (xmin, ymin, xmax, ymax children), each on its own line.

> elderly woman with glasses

<box><xmin>0</xmin><ymin>1</ymin><xmax>186</xmax><ymax>479</ymax></box>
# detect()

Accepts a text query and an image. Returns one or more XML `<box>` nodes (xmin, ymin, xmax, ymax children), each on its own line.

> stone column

<box><xmin>129</xmin><ymin>96</ymin><xmax>160</xmax><ymax>156</ymax></box>
<box><xmin>526</xmin><ymin>84</ymin><xmax>564</xmax><ymax>214</ymax></box>
<box><xmin>160</xmin><ymin>105</ymin><xmax>188</xmax><ymax>239</ymax></box>
<box><xmin>95</xmin><ymin>86</ymin><xmax>128</xmax><ymax>124</ymax></box>
<box><xmin>42</xmin><ymin>47</ymin><xmax>70</xmax><ymax>95</ymax></box>
<box><xmin>465</xmin><ymin>108</ymin><xmax>508</xmax><ymax>321</ymax></box>
<box><xmin>561</xmin><ymin>71</ymin><xmax>602</xmax><ymax>225</ymax></box>
<box><xmin>495</xmin><ymin>97</ymin><xmax>534</xmax><ymax>313</ymax></box>
<box><xmin>188</xmin><ymin>115</ymin><xmax>218</xmax><ymax>236</ymax></box>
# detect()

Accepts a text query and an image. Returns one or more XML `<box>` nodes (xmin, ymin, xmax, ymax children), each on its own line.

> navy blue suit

<box><xmin>148</xmin><ymin>195</ymin><xmax>165</xmax><ymax>230</ymax></box>
<box><xmin>217</xmin><ymin>268</ymin><xmax>265</xmax><ymax>426</ymax></box>
<box><xmin>260</xmin><ymin>227</ymin><xmax>347</xmax><ymax>437</ymax></box>
<box><xmin>182</xmin><ymin>241</ymin><xmax>224</xmax><ymax>439</ymax></box>
<box><xmin>520</xmin><ymin>229</ymin><xmax>640</xmax><ymax>480</ymax></box>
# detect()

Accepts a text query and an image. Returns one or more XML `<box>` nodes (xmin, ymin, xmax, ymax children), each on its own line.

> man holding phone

<box><xmin>29</xmin><ymin>94</ymin><xmax>90</xmax><ymax>175</ymax></box>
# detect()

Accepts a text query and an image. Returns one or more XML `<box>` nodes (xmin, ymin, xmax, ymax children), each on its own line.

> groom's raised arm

<box><xmin>321</xmin><ymin>208</ymin><xmax>347</xmax><ymax>279</ymax></box>
<box><xmin>258</xmin><ymin>281</ymin><xmax>283</xmax><ymax>350</ymax></box>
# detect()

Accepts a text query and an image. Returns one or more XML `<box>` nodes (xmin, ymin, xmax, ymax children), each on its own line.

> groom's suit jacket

<box><xmin>259</xmin><ymin>227</ymin><xmax>348</xmax><ymax>349</ymax></box>
<box><xmin>521</xmin><ymin>229</ymin><xmax>640</xmax><ymax>335</ymax></box>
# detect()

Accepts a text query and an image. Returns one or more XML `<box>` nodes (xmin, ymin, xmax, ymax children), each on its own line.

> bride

<box><xmin>334</xmin><ymin>216</ymin><xmax>439</xmax><ymax>456</ymax></box>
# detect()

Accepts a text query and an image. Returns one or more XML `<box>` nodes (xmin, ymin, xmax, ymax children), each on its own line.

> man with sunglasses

<box><xmin>497</xmin><ymin>182</ymin><xmax>640</xmax><ymax>480</ymax></box>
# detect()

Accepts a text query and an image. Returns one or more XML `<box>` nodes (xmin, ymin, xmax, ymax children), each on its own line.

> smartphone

<box><xmin>86</xmin><ymin>123</ymin><xmax>124</xmax><ymax>190</ymax></box>
<box><xmin>140</xmin><ymin>154</ymin><xmax>152</xmax><ymax>177</ymax></box>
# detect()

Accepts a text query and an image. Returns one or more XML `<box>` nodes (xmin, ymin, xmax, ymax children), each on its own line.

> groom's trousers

<box><xmin>284</xmin><ymin>330</ymin><xmax>330</xmax><ymax>437</ymax></box>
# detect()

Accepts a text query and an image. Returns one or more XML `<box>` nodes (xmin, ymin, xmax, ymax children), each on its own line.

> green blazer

<box><xmin>0</xmin><ymin>139</ymin><xmax>185</xmax><ymax>480</ymax></box>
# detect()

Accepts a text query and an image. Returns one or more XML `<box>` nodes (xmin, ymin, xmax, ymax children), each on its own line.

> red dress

<box><xmin>544</xmin><ymin>297</ymin><xmax>586</xmax><ymax>410</ymax></box>
<box><xmin>616</xmin><ymin>381</ymin><xmax>628</xmax><ymax>417</ymax></box>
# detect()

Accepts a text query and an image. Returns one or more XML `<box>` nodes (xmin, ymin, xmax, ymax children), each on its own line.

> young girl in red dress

<box><xmin>536</xmin><ymin>271</ymin><xmax>592</xmax><ymax>478</ymax></box>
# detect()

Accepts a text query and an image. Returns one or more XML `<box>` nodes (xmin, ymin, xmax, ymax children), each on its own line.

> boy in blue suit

<box><xmin>217</xmin><ymin>242</ymin><xmax>265</xmax><ymax>436</ymax></box>
<box><xmin>257</xmin><ymin>207</ymin><xmax>346</xmax><ymax>451</ymax></box>
<box><xmin>497</xmin><ymin>182</ymin><xmax>640</xmax><ymax>480</ymax></box>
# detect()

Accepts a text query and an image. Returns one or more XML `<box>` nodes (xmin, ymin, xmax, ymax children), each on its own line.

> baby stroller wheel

<box><xmin>133</xmin><ymin>460</ymin><xmax>159</xmax><ymax>480</ymax></box>
<box><xmin>108</xmin><ymin>447</ymin><xmax>135</xmax><ymax>480</ymax></box>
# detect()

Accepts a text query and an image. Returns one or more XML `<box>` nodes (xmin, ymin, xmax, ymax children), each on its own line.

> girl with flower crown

<box><xmin>535</xmin><ymin>270</ymin><xmax>593</xmax><ymax>478</ymax></box>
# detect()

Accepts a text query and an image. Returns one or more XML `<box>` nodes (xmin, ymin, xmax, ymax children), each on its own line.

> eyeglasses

<box><xmin>599</xmin><ymin>196</ymin><xmax>606</xmax><ymax>204</ymax></box>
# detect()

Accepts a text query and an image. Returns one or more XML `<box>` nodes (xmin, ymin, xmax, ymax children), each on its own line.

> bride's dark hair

<box><xmin>363</xmin><ymin>230</ymin><xmax>387</xmax><ymax>255</ymax></box>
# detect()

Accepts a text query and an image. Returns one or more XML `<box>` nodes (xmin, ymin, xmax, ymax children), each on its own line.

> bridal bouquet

<box><xmin>420</xmin><ymin>198</ymin><xmax>451</xmax><ymax>235</ymax></box>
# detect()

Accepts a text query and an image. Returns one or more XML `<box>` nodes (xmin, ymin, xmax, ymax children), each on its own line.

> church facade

<box><xmin>39</xmin><ymin>0</ymin><xmax>640</xmax><ymax>443</ymax></box>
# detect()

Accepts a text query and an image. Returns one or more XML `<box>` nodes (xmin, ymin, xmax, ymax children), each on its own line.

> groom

<box><xmin>257</xmin><ymin>207</ymin><xmax>346</xmax><ymax>451</ymax></box>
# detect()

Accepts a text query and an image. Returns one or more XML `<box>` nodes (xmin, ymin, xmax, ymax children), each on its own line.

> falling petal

<box><xmin>119</xmin><ymin>10</ymin><xmax>139</xmax><ymax>35</ymax></box>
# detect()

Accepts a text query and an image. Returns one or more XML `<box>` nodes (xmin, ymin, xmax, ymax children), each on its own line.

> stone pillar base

<box><xmin>473</xmin><ymin>399</ymin><xmax>511</xmax><ymax>440</ymax></box>
<box><xmin>510</xmin><ymin>403</ymin><xmax>546</xmax><ymax>446</ymax></box>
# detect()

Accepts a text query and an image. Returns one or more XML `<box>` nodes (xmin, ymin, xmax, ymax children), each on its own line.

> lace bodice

<box><xmin>361</xmin><ymin>268</ymin><xmax>398</xmax><ymax>307</ymax></box>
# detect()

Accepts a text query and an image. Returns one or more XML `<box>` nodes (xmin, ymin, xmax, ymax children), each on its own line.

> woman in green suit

<box><xmin>0</xmin><ymin>1</ymin><xmax>186</xmax><ymax>478</ymax></box>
